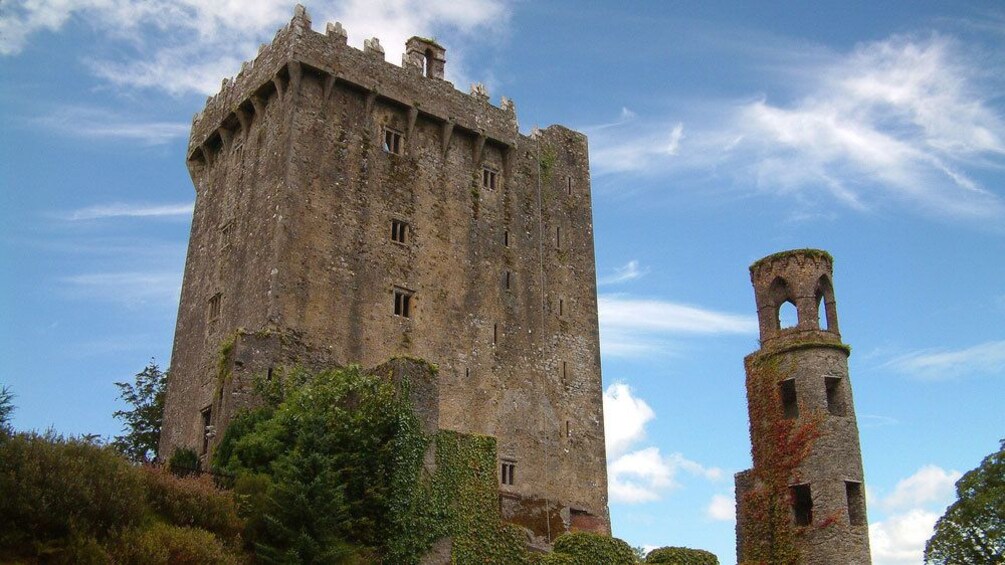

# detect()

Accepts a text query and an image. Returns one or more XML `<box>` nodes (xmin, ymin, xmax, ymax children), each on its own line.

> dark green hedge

<box><xmin>646</xmin><ymin>545</ymin><xmax>719</xmax><ymax>564</ymax></box>
<box><xmin>552</xmin><ymin>532</ymin><xmax>637</xmax><ymax>565</ymax></box>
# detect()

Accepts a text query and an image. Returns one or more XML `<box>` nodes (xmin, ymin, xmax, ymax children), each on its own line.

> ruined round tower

<box><xmin>735</xmin><ymin>249</ymin><xmax>871</xmax><ymax>565</ymax></box>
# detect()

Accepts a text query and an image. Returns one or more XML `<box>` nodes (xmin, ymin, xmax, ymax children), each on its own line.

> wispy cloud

<box><xmin>707</xmin><ymin>493</ymin><xmax>735</xmax><ymax>522</ymax></box>
<box><xmin>604</xmin><ymin>383</ymin><xmax>722</xmax><ymax>504</ymax></box>
<box><xmin>62</xmin><ymin>202</ymin><xmax>194</xmax><ymax>221</ymax></box>
<box><xmin>31</xmin><ymin>106</ymin><xmax>189</xmax><ymax>144</ymax></box>
<box><xmin>884</xmin><ymin>340</ymin><xmax>1005</xmax><ymax>380</ymax></box>
<box><xmin>61</xmin><ymin>271</ymin><xmax>182</xmax><ymax>306</ymax></box>
<box><xmin>879</xmin><ymin>465</ymin><xmax>961</xmax><ymax>513</ymax></box>
<box><xmin>598</xmin><ymin>260</ymin><xmax>650</xmax><ymax>286</ymax></box>
<box><xmin>589</xmin><ymin>34</ymin><xmax>1005</xmax><ymax>224</ymax></box>
<box><xmin>2</xmin><ymin>0</ymin><xmax>511</xmax><ymax>96</ymax></box>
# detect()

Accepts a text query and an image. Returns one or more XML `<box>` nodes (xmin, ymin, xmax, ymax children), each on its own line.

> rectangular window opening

<box><xmin>200</xmin><ymin>406</ymin><xmax>213</xmax><ymax>456</ymax></box>
<box><xmin>465</xmin><ymin>367</ymin><xmax>470</xmax><ymax>378</ymax></box>
<box><xmin>482</xmin><ymin>167</ymin><xmax>498</xmax><ymax>190</ymax></box>
<box><xmin>391</xmin><ymin>219</ymin><xmax>409</xmax><ymax>244</ymax></box>
<box><xmin>791</xmin><ymin>483</ymin><xmax>813</xmax><ymax>526</ymax></box>
<box><xmin>566</xmin><ymin>420</ymin><xmax>571</xmax><ymax>439</ymax></box>
<box><xmin>503</xmin><ymin>230</ymin><xmax>509</xmax><ymax>247</ymax></box>
<box><xmin>383</xmin><ymin>127</ymin><xmax>403</xmax><ymax>155</ymax></box>
<box><xmin>562</xmin><ymin>361</ymin><xmax>568</xmax><ymax>383</ymax></box>
<box><xmin>559</xmin><ymin>298</ymin><xmax>564</xmax><ymax>317</ymax></box>
<box><xmin>208</xmin><ymin>293</ymin><xmax>222</xmax><ymax>322</ymax></box>
<box><xmin>825</xmin><ymin>376</ymin><xmax>847</xmax><ymax>416</ymax></box>
<box><xmin>556</xmin><ymin>227</ymin><xmax>562</xmax><ymax>250</ymax></box>
<box><xmin>779</xmin><ymin>378</ymin><xmax>798</xmax><ymax>419</ymax></box>
<box><xmin>493</xmin><ymin>323</ymin><xmax>498</xmax><ymax>345</ymax></box>
<box><xmin>846</xmin><ymin>481</ymin><xmax>866</xmax><ymax>526</ymax></box>
<box><xmin>566</xmin><ymin>176</ymin><xmax>573</xmax><ymax>195</ymax></box>
<box><xmin>266</xmin><ymin>367</ymin><xmax>274</xmax><ymax>382</ymax></box>
<box><xmin>501</xmin><ymin>460</ymin><xmax>516</xmax><ymax>486</ymax></box>
<box><xmin>393</xmin><ymin>288</ymin><xmax>413</xmax><ymax>318</ymax></box>
<box><xmin>505</xmin><ymin>271</ymin><xmax>511</xmax><ymax>290</ymax></box>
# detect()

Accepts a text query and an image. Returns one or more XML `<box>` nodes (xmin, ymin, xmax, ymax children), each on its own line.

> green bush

<box><xmin>552</xmin><ymin>532</ymin><xmax>637</xmax><ymax>565</ymax></box>
<box><xmin>111</xmin><ymin>523</ymin><xmax>239</xmax><ymax>565</ymax></box>
<box><xmin>536</xmin><ymin>551</ymin><xmax>578</xmax><ymax>564</ymax></box>
<box><xmin>140</xmin><ymin>465</ymin><xmax>242</xmax><ymax>543</ymax></box>
<box><xmin>168</xmin><ymin>446</ymin><xmax>200</xmax><ymax>476</ymax></box>
<box><xmin>647</xmin><ymin>546</ymin><xmax>720</xmax><ymax>564</ymax></box>
<box><xmin>0</xmin><ymin>432</ymin><xmax>147</xmax><ymax>557</ymax></box>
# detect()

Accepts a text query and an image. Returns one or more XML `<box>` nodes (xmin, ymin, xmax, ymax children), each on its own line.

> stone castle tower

<box><xmin>735</xmin><ymin>250</ymin><xmax>871</xmax><ymax>564</ymax></box>
<box><xmin>159</xmin><ymin>5</ymin><xmax>609</xmax><ymax>541</ymax></box>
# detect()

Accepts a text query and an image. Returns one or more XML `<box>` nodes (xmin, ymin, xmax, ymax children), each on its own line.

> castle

<box><xmin>159</xmin><ymin>4</ymin><xmax>609</xmax><ymax>545</ymax></box>
<box><xmin>735</xmin><ymin>250</ymin><xmax>872</xmax><ymax>564</ymax></box>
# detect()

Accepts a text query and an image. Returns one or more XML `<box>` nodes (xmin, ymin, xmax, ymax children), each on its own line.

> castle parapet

<box><xmin>188</xmin><ymin>4</ymin><xmax>519</xmax><ymax>167</ymax></box>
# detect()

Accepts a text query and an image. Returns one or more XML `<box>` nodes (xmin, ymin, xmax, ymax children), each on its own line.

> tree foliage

<box><xmin>0</xmin><ymin>384</ymin><xmax>13</xmax><ymax>433</ymax></box>
<box><xmin>925</xmin><ymin>439</ymin><xmax>1005</xmax><ymax>565</ymax></box>
<box><xmin>646</xmin><ymin>545</ymin><xmax>720</xmax><ymax>564</ymax></box>
<box><xmin>112</xmin><ymin>361</ymin><xmax>167</xmax><ymax>463</ymax></box>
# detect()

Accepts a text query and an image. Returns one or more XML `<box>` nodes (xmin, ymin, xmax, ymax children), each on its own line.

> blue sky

<box><xmin>2</xmin><ymin>2</ymin><xmax>1003</xmax><ymax>564</ymax></box>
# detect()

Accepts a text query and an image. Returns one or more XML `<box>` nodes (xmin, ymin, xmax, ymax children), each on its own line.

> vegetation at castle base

<box><xmin>737</xmin><ymin>353</ymin><xmax>826</xmax><ymax>565</ymax></box>
<box><xmin>549</xmin><ymin>531</ymin><xmax>637</xmax><ymax>565</ymax></box>
<box><xmin>0</xmin><ymin>431</ymin><xmax>244</xmax><ymax>564</ymax></box>
<box><xmin>213</xmin><ymin>364</ymin><xmax>537</xmax><ymax>564</ymax></box>
<box><xmin>112</xmin><ymin>360</ymin><xmax>167</xmax><ymax>463</ymax></box>
<box><xmin>645</xmin><ymin>545</ymin><xmax>719</xmax><ymax>564</ymax></box>
<box><xmin>925</xmin><ymin>438</ymin><xmax>1005</xmax><ymax>564</ymax></box>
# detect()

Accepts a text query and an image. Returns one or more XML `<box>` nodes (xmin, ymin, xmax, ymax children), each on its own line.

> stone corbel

<box><xmin>472</xmin><ymin>133</ymin><xmax>486</xmax><ymax>166</ymax></box>
<box><xmin>441</xmin><ymin>121</ymin><xmax>454</xmax><ymax>157</ymax></box>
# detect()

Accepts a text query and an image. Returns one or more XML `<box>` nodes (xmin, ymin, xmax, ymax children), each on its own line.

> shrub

<box><xmin>140</xmin><ymin>465</ymin><xmax>242</xmax><ymax>543</ymax></box>
<box><xmin>552</xmin><ymin>532</ymin><xmax>637</xmax><ymax>565</ymax></box>
<box><xmin>168</xmin><ymin>446</ymin><xmax>200</xmax><ymax>476</ymax></box>
<box><xmin>647</xmin><ymin>546</ymin><xmax>720</xmax><ymax>564</ymax></box>
<box><xmin>111</xmin><ymin>523</ymin><xmax>239</xmax><ymax>565</ymax></box>
<box><xmin>0</xmin><ymin>432</ymin><xmax>147</xmax><ymax>556</ymax></box>
<box><xmin>536</xmin><ymin>551</ymin><xmax>578</xmax><ymax>564</ymax></box>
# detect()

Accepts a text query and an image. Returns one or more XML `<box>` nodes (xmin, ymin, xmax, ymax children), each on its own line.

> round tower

<box><xmin>736</xmin><ymin>249</ymin><xmax>871</xmax><ymax>565</ymax></box>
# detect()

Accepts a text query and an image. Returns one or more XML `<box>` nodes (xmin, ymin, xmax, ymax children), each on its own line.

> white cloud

<box><xmin>880</xmin><ymin>465</ymin><xmax>961</xmax><ymax>512</ymax></box>
<box><xmin>588</xmin><ymin>34</ymin><xmax>1005</xmax><ymax>223</ymax></box>
<box><xmin>884</xmin><ymin>340</ymin><xmax>1005</xmax><ymax>380</ymax></box>
<box><xmin>63</xmin><ymin>202</ymin><xmax>194</xmax><ymax>221</ymax></box>
<box><xmin>29</xmin><ymin>106</ymin><xmax>190</xmax><ymax>144</ymax></box>
<box><xmin>598</xmin><ymin>260</ymin><xmax>649</xmax><ymax>286</ymax></box>
<box><xmin>1</xmin><ymin>1</ymin><xmax>510</xmax><ymax>96</ymax></box>
<box><xmin>603</xmin><ymin>382</ymin><xmax>655</xmax><ymax>459</ymax></box>
<box><xmin>603</xmin><ymin>383</ymin><xmax>721</xmax><ymax>504</ymax></box>
<box><xmin>870</xmin><ymin>509</ymin><xmax>941</xmax><ymax>565</ymax></box>
<box><xmin>707</xmin><ymin>493</ymin><xmax>735</xmax><ymax>522</ymax></box>
<box><xmin>61</xmin><ymin>271</ymin><xmax>182</xmax><ymax>306</ymax></box>
<box><xmin>869</xmin><ymin>464</ymin><xmax>962</xmax><ymax>565</ymax></box>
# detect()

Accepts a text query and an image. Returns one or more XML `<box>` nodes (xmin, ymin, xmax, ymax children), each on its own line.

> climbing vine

<box><xmin>738</xmin><ymin>352</ymin><xmax>823</xmax><ymax>565</ymax></box>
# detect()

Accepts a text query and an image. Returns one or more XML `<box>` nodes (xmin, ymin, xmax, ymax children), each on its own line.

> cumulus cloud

<box><xmin>598</xmin><ymin>260</ymin><xmax>650</xmax><ymax>286</ymax></box>
<box><xmin>1</xmin><ymin>0</ymin><xmax>510</xmax><ymax>95</ymax></box>
<box><xmin>707</xmin><ymin>493</ymin><xmax>735</xmax><ymax>522</ymax></box>
<box><xmin>603</xmin><ymin>383</ymin><xmax>722</xmax><ymax>504</ymax></box>
<box><xmin>869</xmin><ymin>465</ymin><xmax>962</xmax><ymax>565</ymax></box>
<box><xmin>884</xmin><ymin>340</ymin><xmax>1005</xmax><ymax>380</ymax></box>
<box><xmin>589</xmin><ymin>34</ymin><xmax>1005</xmax><ymax>224</ymax></box>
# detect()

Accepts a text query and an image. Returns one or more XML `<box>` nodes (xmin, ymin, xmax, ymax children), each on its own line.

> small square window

<box><xmin>791</xmin><ymin>483</ymin><xmax>813</xmax><ymax>526</ymax></box>
<box><xmin>208</xmin><ymin>293</ymin><xmax>222</xmax><ymax>322</ymax></box>
<box><xmin>393</xmin><ymin>287</ymin><xmax>413</xmax><ymax>318</ymax></box>
<box><xmin>482</xmin><ymin>167</ymin><xmax>498</xmax><ymax>190</ymax></box>
<box><xmin>501</xmin><ymin>460</ymin><xmax>516</xmax><ymax>486</ymax></box>
<box><xmin>383</xmin><ymin>127</ymin><xmax>403</xmax><ymax>155</ymax></box>
<box><xmin>825</xmin><ymin>376</ymin><xmax>847</xmax><ymax>417</ymax></box>
<box><xmin>391</xmin><ymin>219</ymin><xmax>409</xmax><ymax>244</ymax></box>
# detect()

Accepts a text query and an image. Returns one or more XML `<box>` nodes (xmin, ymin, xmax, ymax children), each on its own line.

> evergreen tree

<box><xmin>112</xmin><ymin>361</ymin><xmax>167</xmax><ymax>463</ymax></box>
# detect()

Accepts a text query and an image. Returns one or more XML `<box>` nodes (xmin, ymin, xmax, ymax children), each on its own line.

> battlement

<box><xmin>188</xmin><ymin>4</ymin><xmax>518</xmax><ymax>166</ymax></box>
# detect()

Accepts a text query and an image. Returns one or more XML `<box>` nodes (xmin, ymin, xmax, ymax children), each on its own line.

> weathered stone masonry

<box><xmin>735</xmin><ymin>250</ymin><xmax>871</xmax><ymax>564</ymax></box>
<box><xmin>160</xmin><ymin>5</ymin><xmax>609</xmax><ymax>543</ymax></box>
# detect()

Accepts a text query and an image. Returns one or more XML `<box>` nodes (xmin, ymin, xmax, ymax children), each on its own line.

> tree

<box><xmin>0</xmin><ymin>384</ymin><xmax>14</xmax><ymax>434</ymax></box>
<box><xmin>113</xmin><ymin>361</ymin><xmax>167</xmax><ymax>463</ymax></box>
<box><xmin>925</xmin><ymin>439</ymin><xmax>1005</xmax><ymax>564</ymax></box>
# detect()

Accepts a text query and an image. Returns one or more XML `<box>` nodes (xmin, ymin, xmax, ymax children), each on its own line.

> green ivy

<box><xmin>646</xmin><ymin>545</ymin><xmax>719</xmax><ymax>564</ymax></box>
<box><xmin>551</xmin><ymin>532</ymin><xmax>637</xmax><ymax>565</ymax></box>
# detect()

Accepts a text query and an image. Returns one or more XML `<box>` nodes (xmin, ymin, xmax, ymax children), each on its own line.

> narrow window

<box><xmin>566</xmin><ymin>176</ymin><xmax>573</xmax><ymax>195</ymax></box>
<box><xmin>779</xmin><ymin>300</ymin><xmax>798</xmax><ymax>329</ymax></box>
<box><xmin>505</xmin><ymin>271</ymin><xmax>511</xmax><ymax>290</ymax></box>
<box><xmin>266</xmin><ymin>367</ymin><xmax>274</xmax><ymax>382</ymax></box>
<box><xmin>200</xmin><ymin>406</ymin><xmax>213</xmax><ymax>456</ymax></box>
<box><xmin>220</xmin><ymin>221</ymin><xmax>234</xmax><ymax>250</ymax></box>
<box><xmin>556</xmin><ymin>227</ymin><xmax>562</xmax><ymax>250</ymax></box>
<box><xmin>566</xmin><ymin>420</ymin><xmax>571</xmax><ymax>438</ymax></box>
<box><xmin>791</xmin><ymin>484</ymin><xmax>813</xmax><ymax>526</ymax></box>
<box><xmin>559</xmin><ymin>298</ymin><xmax>564</xmax><ymax>317</ymax></box>
<box><xmin>562</xmin><ymin>361</ymin><xmax>568</xmax><ymax>383</ymax></box>
<box><xmin>493</xmin><ymin>323</ymin><xmax>498</xmax><ymax>345</ymax></box>
<box><xmin>391</xmin><ymin>219</ymin><xmax>409</xmax><ymax>243</ymax></box>
<box><xmin>779</xmin><ymin>378</ymin><xmax>798</xmax><ymax>419</ymax></box>
<box><xmin>393</xmin><ymin>288</ymin><xmax>413</xmax><ymax>318</ymax></box>
<box><xmin>482</xmin><ymin>167</ymin><xmax>498</xmax><ymax>190</ymax></box>
<box><xmin>208</xmin><ymin>293</ymin><xmax>222</xmax><ymax>322</ymax></box>
<box><xmin>825</xmin><ymin>376</ymin><xmax>847</xmax><ymax>416</ymax></box>
<box><xmin>504</xmin><ymin>230</ymin><xmax>509</xmax><ymax>247</ymax></box>
<box><xmin>465</xmin><ymin>367</ymin><xmax>470</xmax><ymax>378</ymax></box>
<box><xmin>383</xmin><ymin>127</ymin><xmax>403</xmax><ymax>155</ymax></box>
<box><xmin>501</xmin><ymin>460</ymin><xmax>516</xmax><ymax>486</ymax></box>
<box><xmin>846</xmin><ymin>481</ymin><xmax>866</xmax><ymax>526</ymax></box>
